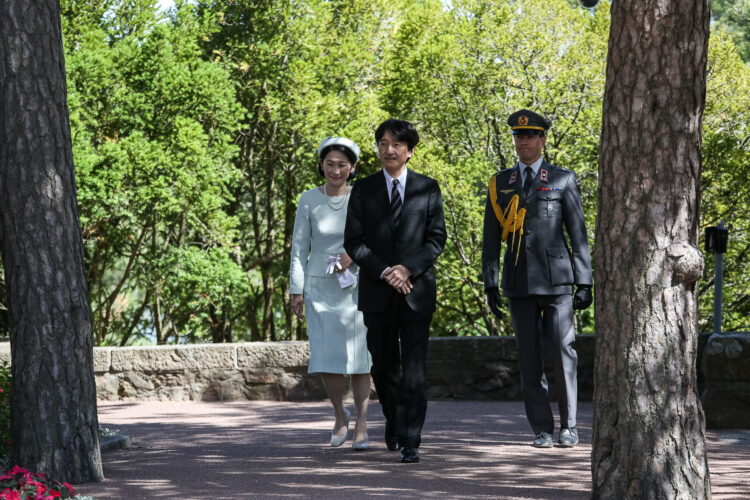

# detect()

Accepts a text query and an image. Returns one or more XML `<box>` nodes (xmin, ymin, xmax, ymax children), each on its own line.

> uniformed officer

<box><xmin>482</xmin><ymin>109</ymin><xmax>593</xmax><ymax>448</ymax></box>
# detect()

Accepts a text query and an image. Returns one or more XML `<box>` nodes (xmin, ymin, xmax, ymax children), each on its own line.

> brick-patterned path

<box><xmin>76</xmin><ymin>401</ymin><xmax>750</xmax><ymax>499</ymax></box>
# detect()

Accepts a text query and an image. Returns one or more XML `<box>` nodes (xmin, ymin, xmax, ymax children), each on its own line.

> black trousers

<box><xmin>508</xmin><ymin>294</ymin><xmax>578</xmax><ymax>434</ymax></box>
<box><xmin>363</xmin><ymin>294</ymin><xmax>433</xmax><ymax>449</ymax></box>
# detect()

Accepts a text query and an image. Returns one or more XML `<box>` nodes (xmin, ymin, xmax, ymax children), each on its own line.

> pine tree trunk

<box><xmin>0</xmin><ymin>0</ymin><xmax>103</xmax><ymax>483</ymax></box>
<box><xmin>592</xmin><ymin>0</ymin><xmax>711</xmax><ymax>498</ymax></box>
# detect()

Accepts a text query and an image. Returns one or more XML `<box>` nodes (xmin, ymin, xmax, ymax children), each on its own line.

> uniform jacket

<box><xmin>482</xmin><ymin>160</ymin><xmax>592</xmax><ymax>298</ymax></box>
<box><xmin>344</xmin><ymin>170</ymin><xmax>447</xmax><ymax>313</ymax></box>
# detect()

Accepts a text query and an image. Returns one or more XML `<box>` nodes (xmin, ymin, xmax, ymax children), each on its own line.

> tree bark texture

<box><xmin>592</xmin><ymin>1</ymin><xmax>711</xmax><ymax>498</ymax></box>
<box><xmin>0</xmin><ymin>0</ymin><xmax>103</xmax><ymax>483</ymax></box>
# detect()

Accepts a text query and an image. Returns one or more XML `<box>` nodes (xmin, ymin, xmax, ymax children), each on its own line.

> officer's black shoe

<box><xmin>385</xmin><ymin>438</ymin><xmax>400</xmax><ymax>451</ymax></box>
<box><xmin>400</xmin><ymin>447</ymin><xmax>419</xmax><ymax>463</ymax></box>
<box><xmin>558</xmin><ymin>427</ymin><xmax>579</xmax><ymax>448</ymax></box>
<box><xmin>532</xmin><ymin>431</ymin><xmax>554</xmax><ymax>448</ymax></box>
<box><xmin>385</xmin><ymin>420</ymin><xmax>399</xmax><ymax>451</ymax></box>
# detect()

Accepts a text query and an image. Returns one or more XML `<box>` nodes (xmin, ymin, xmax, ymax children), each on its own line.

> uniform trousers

<box><xmin>508</xmin><ymin>294</ymin><xmax>577</xmax><ymax>434</ymax></box>
<box><xmin>363</xmin><ymin>293</ymin><xmax>432</xmax><ymax>449</ymax></box>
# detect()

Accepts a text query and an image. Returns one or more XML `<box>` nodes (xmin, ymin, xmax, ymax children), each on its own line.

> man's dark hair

<box><xmin>375</xmin><ymin>119</ymin><xmax>419</xmax><ymax>150</ymax></box>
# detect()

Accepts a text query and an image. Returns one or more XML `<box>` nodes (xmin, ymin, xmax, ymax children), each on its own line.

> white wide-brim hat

<box><xmin>317</xmin><ymin>136</ymin><xmax>361</xmax><ymax>161</ymax></box>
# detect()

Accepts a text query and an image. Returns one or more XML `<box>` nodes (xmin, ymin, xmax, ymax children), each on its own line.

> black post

<box><xmin>705</xmin><ymin>222</ymin><xmax>729</xmax><ymax>334</ymax></box>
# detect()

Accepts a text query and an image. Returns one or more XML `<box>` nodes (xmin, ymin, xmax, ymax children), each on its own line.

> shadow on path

<box><xmin>75</xmin><ymin>401</ymin><xmax>748</xmax><ymax>499</ymax></box>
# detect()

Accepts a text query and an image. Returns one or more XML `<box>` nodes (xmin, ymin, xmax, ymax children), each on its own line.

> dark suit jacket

<box><xmin>482</xmin><ymin>160</ymin><xmax>592</xmax><ymax>298</ymax></box>
<box><xmin>344</xmin><ymin>169</ymin><xmax>447</xmax><ymax>313</ymax></box>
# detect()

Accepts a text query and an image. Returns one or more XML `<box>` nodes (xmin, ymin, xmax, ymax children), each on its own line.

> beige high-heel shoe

<box><xmin>352</xmin><ymin>431</ymin><xmax>369</xmax><ymax>451</ymax></box>
<box><xmin>330</xmin><ymin>408</ymin><xmax>350</xmax><ymax>447</ymax></box>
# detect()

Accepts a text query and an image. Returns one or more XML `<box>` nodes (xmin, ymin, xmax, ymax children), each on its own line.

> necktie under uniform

<box><xmin>523</xmin><ymin>166</ymin><xmax>534</xmax><ymax>196</ymax></box>
<box><xmin>391</xmin><ymin>179</ymin><xmax>402</xmax><ymax>226</ymax></box>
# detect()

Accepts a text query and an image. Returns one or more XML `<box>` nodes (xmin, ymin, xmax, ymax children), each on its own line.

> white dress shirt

<box><xmin>380</xmin><ymin>167</ymin><xmax>408</xmax><ymax>279</ymax></box>
<box><xmin>383</xmin><ymin>167</ymin><xmax>407</xmax><ymax>202</ymax></box>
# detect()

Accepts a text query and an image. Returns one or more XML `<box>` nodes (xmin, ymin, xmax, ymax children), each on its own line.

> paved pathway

<box><xmin>75</xmin><ymin>401</ymin><xmax>750</xmax><ymax>499</ymax></box>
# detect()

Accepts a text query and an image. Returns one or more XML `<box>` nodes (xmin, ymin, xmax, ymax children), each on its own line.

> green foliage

<box><xmin>382</xmin><ymin>0</ymin><xmax>608</xmax><ymax>334</ymax></box>
<box><xmin>158</xmin><ymin>246</ymin><xmax>250</xmax><ymax>342</ymax></box>
<box><xmin>712</xmin><ymin>0</ymin><xmax>750</xmax><ymax>62</ymax></box>
<box><xmin>699</xmin><ymin>31</ymin><xmax>750</xmax><ymax>331</ymax></box>
<box><xmin>18</xmin><ymin>0</ymin><xmax>742</xmax><ymax>345</ymax></box>
<box><xmin>66</xmin><ymin>1</ymin><xmax>246</xmax><ymax>344</ymax></box>
<box><xmin>199</xmin><ymin>0</ymin><xmax>395</xmax><ymax>340</ymax></box>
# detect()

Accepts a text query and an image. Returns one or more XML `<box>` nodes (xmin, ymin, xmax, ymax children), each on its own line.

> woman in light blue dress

<box><xmin>289</xmin><ymin>137</ymin><xmax>372</xmax><ymax>450</ymax></box>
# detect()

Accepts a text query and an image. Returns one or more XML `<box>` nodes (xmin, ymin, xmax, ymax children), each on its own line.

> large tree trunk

<box><xmin>592</xmin><ymin>0</ymin><xmax>711</xmax><ymax>498</ymax></box>
<box><xmin>0</xmin><ymin>0</ymin><xmax>103</xmax><ymax>483</ymax></box>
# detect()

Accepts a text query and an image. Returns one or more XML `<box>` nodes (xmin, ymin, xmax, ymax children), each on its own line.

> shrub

<box><xmin>0</xmin><ymin>465</ymin><xmax>76</xmax><ymax>499</ymax></box>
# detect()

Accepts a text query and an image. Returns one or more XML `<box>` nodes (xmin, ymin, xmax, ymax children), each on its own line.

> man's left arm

<box><xmin>400</xmin><ymin>179</ymin><xmax>447</xmax><ymax>277</ymax></box>
<box><xmin>563</xmin><ymin>172</ymin><xmax>593</xmax><ymax>287</ymax></box>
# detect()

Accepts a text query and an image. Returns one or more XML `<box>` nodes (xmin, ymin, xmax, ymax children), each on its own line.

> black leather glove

<box><xmin>573</xmin><ymin>285</ymin><xmax>593</xmax><ymax>310</ymax></box>
<box><xmin>486</xmin><ymin>287</ymin><xmax>504</xmax><ymax>319</ymax></box>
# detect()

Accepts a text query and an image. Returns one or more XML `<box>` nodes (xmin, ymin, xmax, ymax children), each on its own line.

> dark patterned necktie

<box><xmin>523</xmin><ymin>166</ymin><xmax>534</xmax><ymax>196</ymax></box>
<box><xmin>391</xmin><ymin>179</ymin><xmax>402</xmax><ymax>226</ymax></box>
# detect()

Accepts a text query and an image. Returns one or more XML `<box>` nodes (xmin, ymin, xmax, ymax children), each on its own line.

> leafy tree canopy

<box><xmin>3</xmin><ymin>0</ymin><xmax>746</xmax><ymax>343</ymax></box>
<box><xmin>712</xmin><ymin>0</ymin><xmax>750</xmax><ymax>62</ymax></box>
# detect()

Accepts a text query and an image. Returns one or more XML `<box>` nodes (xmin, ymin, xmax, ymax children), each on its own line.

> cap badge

<box><xmin>518</xmin><ymin>116</ymin><xmax>529</xmax><ymax>126</ymax></box>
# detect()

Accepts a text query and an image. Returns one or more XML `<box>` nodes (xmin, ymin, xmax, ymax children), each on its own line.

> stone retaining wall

<box><xmin>2</xmin><ymin>332</ymin><xmax>747</xmax><ymax>427</ymax></box>
<box><xmin>90</xmin><ymin>336</ymin><xmax>597</xmax><ymax>403</ymax></box>
<box><xmin>93</xmin><ymin>342</ymin><xmax>324</xmax><ymax>401</ymax></box>
<box><xmin>701</xmin><ymin>333</ymin><xmax>750</xmax><ymax>428</ymax></box>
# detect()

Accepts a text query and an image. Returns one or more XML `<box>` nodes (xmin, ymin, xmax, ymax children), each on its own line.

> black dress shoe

<box><xmin>385</xmin><ymin>420</ymin><xmax>399</xmax><ymax>451</ymax></box>
<box><xmin>400</xmin><ymin>447</ymin><xmax>419</xmax><ymax>463</ymax></box>
<box><xmin>385</xmin><ymin>437</ymin><xmax>400</xmax><ymax>451</ymax></box>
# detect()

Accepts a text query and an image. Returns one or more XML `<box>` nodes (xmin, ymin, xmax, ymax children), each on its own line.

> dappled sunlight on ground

<box><xmin>75</xmin><ymin>401</ymin><xmax>748</xmax><ymax>499</ymax></box>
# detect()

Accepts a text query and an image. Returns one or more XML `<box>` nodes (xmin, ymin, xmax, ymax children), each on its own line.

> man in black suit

<box><xmin>344</xmin><ymin>119</ymin><xmax>446</xmax><ymax>463</ymax></box>
<box><xmin>482</xmin><ymin>109</ymin><xmax>593</xmax><ymax>448</ymax></box>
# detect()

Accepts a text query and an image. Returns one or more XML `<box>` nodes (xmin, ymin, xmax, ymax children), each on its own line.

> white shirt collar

<box><xmin>383</xmin><ymin>167</ymin><xmax>407</xmax><ymax>200</ymax></box>
<box><xmin>519</xmin><ymin>157</ymin><xmax>544</xmax><ymax>177</ymax></box>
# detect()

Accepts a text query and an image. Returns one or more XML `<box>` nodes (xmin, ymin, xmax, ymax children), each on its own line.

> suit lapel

<box><xmin>512</xmin><ymin>164</ymin><xmax>523</xmax><ymax>191</ymax></box>
<box><xmin>397</xmin><ymin>170</ymin><xmax>422</xmax><ymax>234</ymax></box>
<box><xmin>402</xmin><ymin>172</ymin><xmax>419</xmax><ymax>210</ymax></box>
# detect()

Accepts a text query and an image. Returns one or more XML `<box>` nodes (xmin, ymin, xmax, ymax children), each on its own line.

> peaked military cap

<box><xmin>507</xmin><ymin>109</ymin><xmax>551</xmax><ymax>136</ymax></box>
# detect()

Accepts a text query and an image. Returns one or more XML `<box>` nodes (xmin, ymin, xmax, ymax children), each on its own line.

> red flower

<box><xmin>0</xmin><ymin>490</ymin><xmax>21</xmax><ymax>500</ymax></box>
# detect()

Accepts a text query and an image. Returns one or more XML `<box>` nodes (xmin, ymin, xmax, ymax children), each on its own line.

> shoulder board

<box><xmin>495</xmin><ymin>168</ymin><xmax>515</xmax><ymax>177</ymax></box>
<box><xmin>546</xmin><ymin>163</ymin><xmax>574</xmax><ymax>175</ymax></box>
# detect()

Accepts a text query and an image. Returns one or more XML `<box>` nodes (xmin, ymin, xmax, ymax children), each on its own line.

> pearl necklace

<box><xmin>324</xmin><ymin>183</ymin><xmax>350</xmax><ymax>210</ymax></box>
